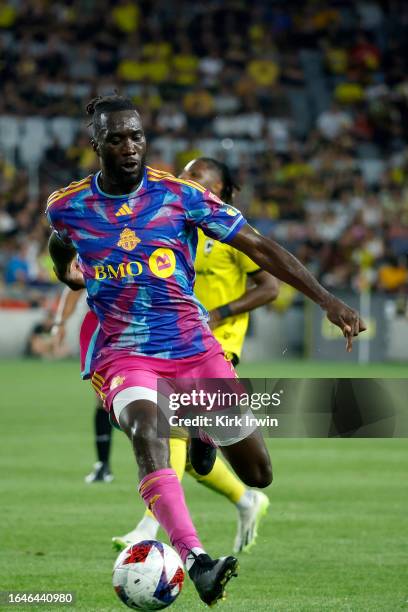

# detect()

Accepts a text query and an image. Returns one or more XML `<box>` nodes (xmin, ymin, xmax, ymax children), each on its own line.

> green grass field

<box><xmin>1</xmin><ymin>359</ymin><xmax>407</xmax><ymax>611</ymax></box>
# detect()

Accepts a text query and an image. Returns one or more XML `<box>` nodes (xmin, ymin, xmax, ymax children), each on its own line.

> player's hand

<box><xmin>51</xmin><ymin>322</ymin><xmax>66</xmax><ymax>347</ymax></box>
<box><xmin>324</xmin><ymin>298</ymin><xmax>367</xmax><ymax>352</ymax></box>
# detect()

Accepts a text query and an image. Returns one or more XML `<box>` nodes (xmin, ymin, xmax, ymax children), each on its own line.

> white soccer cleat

<box><xmin>112</xmin><ymin>527</ymin><xmax>150</xmax><ymax>552</ymax></box>
<box><xmin>233</xmin><ymin>490</ymin><xmax>270</xmax><ymax>554</ymax></box>
<box><xmin>112</xmin><ymin>517</ymin><xmax>159</xmax><ymax>551</ymax></box>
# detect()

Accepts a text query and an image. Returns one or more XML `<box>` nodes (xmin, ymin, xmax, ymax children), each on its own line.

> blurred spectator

<box><xmin>183</xmin><ymin>86</ymin><xmax>215</xmax><ymax>133</ymax></box>
<box><xmin>69</xmin><ymin>44</ymin><xmax>96</xmax><ymax>81</ymax></box>
<box><xmin>377</xmin><ymin>256</ymin><xmax>408</xmax><ymax>292</ymax></box>
<box><xmin>5</xmin><ymin>245</ymin><xmax>29</xmax><ymax>285</ymax></box>
<box><xmin>356</xmin><ymin>2</ymin><xmax>384</xmax><ymax>33</ymax></box>
<box><xmin>25</xmin><ymin>310</ymin><xmax>70</xmax><ymax>359</ymax></box>
<box><xmin>247</xmin><ymin>56</ymin><xmax>280</xmax><ymax>88</ymax></box>
<box><xmin>324</xmin><ymin>42</ymin><xmax>349</xmax><ymax>76</ymax></box>
<box><xmin>317</xmin><ymin>103</ymin><xmax>352</xmax><ymax>140</ymax></box>
<box><xmin>156</xmin><ymin>103</ymin><xmax>187</xmax><ymax>134</ymax></box>
<box><xmin>173</xmin><ymin>39</ymin><xmax>199</xmax><ymax>87</ymax></box>
<box><xmin>0</xmin><ymin>1</ymin><xmax>16</xmax><ymax>28</ymax></box>
<box><xmin>334</xmin><ymin>78</ymin><xmax>365</xmax><ymax>105</ymax></box>
<box><xmin>350</xmin><ymin>32</ymin><xmax>381</xmax><ymax>71</ymax></box>
<box><xmin>112</xmin><ymin>0</ymin><xmax>140</xmax><ymax>34</ymax></box>
<box><xmin>199</xmin><ymin>48</ymin><xmax>224</xmax><ymax>87</ymax></box>
<box><xmin>0</xmin><ymin>198</ymin><xmax>16</xmax><ymax>233</ymax></box>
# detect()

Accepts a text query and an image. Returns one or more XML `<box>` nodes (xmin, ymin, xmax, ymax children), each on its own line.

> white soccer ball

<box><xmin>112</xmin><ymin>540</ymin><xmax>185</xmax><ymax>610</ymax></box>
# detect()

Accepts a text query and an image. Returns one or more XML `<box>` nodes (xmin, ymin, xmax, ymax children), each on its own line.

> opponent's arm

<box><xmin>51</xmin><ymin>286</ymin><xmax>85</xmax><ymax>343</ymax></box>
<box><xmin>48</xmin><ymin>232</ymin><xmax>85</xmax><ymax>291</ymax></box>
<box><xmin>209</xmin><ymin>271</ymin><xmax>279</xmax><ymax>328</ymax></box>
<box><xmin>229</xmin><ymin>224</ymin><xmax>366</xmax><ymax>351</ymax></box>
<box><xmin>54</xmin><ymin>286</ymin><xmax>85</xmax><ymax>325</ymax></box>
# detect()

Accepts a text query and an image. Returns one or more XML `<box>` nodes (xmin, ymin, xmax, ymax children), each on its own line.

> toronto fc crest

<box><xmin>117</xmin><ymin>228</ymin><xmax>140</xmax><ymax>251</ymax></box>
<box><xmin>110</xmin><ymin>375</ymin><xmax>126</xmax><ymax>390</ymax></box>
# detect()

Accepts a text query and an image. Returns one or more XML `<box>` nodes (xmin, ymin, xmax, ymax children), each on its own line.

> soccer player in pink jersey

<box><xmin>47</xmin><ymin>95</ymin><xmax>365</xmax><ymax>606</ymax></box>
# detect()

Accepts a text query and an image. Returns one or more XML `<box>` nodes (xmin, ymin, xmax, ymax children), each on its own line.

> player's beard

<box><xmin>119</xmin><ymin>152</ymin><xmax>146</xmax><ymax>189</ymax></box>
<box><xmin>102</xmin><ymin>152</ymin><xmax>146</xmax><ymax>194</ymax></box>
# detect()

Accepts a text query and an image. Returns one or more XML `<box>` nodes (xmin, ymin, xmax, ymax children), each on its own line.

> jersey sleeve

<box><xmin>184</xmin><ymin>187</ymin><xmax>247</xmax><ymax>243</ymax></box>
<box><xmin>46</xmin><ymin>200</ymin><xmax>74</xmax><ymax>246</ymax></box>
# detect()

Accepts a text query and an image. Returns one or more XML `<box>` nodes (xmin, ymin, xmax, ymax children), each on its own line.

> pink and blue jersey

<box><xmin>46</xmin><ymin>166</ymin><xmax>246</xmax><ymax>372</ymax></box>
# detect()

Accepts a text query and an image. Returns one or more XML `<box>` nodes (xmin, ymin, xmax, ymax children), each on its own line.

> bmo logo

<box><xmin>148</xmin><ymin>248</ymin><xmax>176</xmax><ymax>278</ymax></box>
<box><xmin>92</xmin><ymin>248</ymin><xmax>176</xmax><ymax>281</ymax></box>
<box><xmin>93</xmin><ymin>261</ymin><xmax>142</xmax><ymax>280</ymax></box>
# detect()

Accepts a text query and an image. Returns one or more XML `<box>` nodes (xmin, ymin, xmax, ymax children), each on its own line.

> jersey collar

<box><xmin>93</xmin><ymin>168</ymin><xmax>146</xmax><ymax>199</ymax></box>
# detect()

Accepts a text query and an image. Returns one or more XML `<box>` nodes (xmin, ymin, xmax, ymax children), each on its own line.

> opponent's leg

<box><xmin>85</xmin><ymin>399</ymin><xmax>113</xmax><ymax>483</ymax></box>
<box><xmin>186</xmin><ymin>456</ymin><xmax>269</xmax><ymax>553</ymax></box>
<box><xmin>112</xmin><ymin>437</ymin><xmax>187</xmax><ymax>547</ymax></box>
<box><xmin>220</xmin><ymin>429</ymin><xmax>272</xmax><ymax>489</ymax></box>
<box><xmin>118</xmin><ymin>398</ymin><xmax>238</xmax><ymax>606</ymax></box>
<box><xmin>186</xmin><ymin>455</ymin><xmax>245</xmax><ymax>502</ymax></box>
<box><xmin>189</xmin><ymin>415</ymin><xmax>272</xmax><ymax>486</ymax></box>
<box><xmin>188</xmin><ymin>434</ymin><xmax>217</xmax><ymax>475</ymax></box>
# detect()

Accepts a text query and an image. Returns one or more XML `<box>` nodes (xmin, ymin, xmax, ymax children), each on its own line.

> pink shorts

<box><xmin>80</xmin><ymin>311</ymin><xmax>100</xmax><ymax>379</ymax></box>
<box><xmin>79</xmin><ymin>311</ymin><xmax>236</xmax><ymax>411</ymax></box>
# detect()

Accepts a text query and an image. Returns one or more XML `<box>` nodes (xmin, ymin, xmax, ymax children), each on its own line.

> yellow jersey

<box><xmin>194</xmin><ymin>229</ymin><xmax>259</xmax><ymax>359</ymax></box>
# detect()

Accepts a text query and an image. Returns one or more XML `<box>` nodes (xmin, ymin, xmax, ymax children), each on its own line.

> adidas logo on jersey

<box><xmin>115</xmin><ymin>204</ymin><xmax>133</xmax><ymax>216</ymax></box>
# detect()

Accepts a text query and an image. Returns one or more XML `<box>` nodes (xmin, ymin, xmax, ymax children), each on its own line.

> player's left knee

<box><xmin>260</xmin><ymin>465</ymin><xmax>273</xmax><ymax>488</ymax></box>
<box><xmin>244</xmin><ymin>461</ymin><xmax>272</xmax><ymax>488</ymax></box>
<box><xmin>255</xmin><ymin>465</ymin><xmax>273</xmax><ymax>488</ymax></box>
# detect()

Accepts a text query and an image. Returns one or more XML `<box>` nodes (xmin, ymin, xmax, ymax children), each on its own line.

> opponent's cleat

<box><xmin>188</xmin><ymin>553</ymin><xmax>238</xmax><ymax>606</ymax></box>
<box><xmin>112</xmin><ymin>527</ymin><xmax>154</xmax><ymax>552</ymax></box>
<box><xmin>84</xmin><ymin>461</ymin><xmax>114</xmax><ymax>484</ymax></box>
<box><xmin>188</xmin><ymin>437</ymin><xmax>217</xmax><ymax>476</ymax></box>
<box><xmin>233</xmin><ymin>490</ymin><xmax>270</xmax><ymax>553</ymax></box>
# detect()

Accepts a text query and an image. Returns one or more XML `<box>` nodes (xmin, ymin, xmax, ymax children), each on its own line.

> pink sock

<box><xmin>139</xmin><ymin>468</ymin><xmax>204</xmax><ymax>563</ymax></box>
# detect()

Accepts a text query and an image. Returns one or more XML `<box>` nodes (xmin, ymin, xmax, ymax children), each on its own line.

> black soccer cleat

<box><xmin>188</xmin><ymin>437</ymin><xmax>217</xmax><ymax>476</ymax></box>
<box><xmin>188</xmin><ymin>553</ymin><xmax>239</xmax><ymax>606</ymax></box>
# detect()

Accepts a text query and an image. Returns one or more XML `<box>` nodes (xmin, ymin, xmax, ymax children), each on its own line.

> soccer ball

<box><xmin>112</xmin><ymin>540</ymin><xmax>185</xmax><ymax>610</ymax></box>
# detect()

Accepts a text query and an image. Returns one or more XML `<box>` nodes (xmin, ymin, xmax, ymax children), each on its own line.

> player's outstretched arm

<box><xmin>209</xmin><ymin>271</ymin><xmax>279</xmax><ymax>328</ymax></box>
<box><xmin>48</xmin><ymin>232</ymin><xmax>85</xmax><ymax>291</ymax></box>
<box><xmin>229</xmin><ymin>224</ymin><xmax>366</xmax><ymax>351</ymax></box>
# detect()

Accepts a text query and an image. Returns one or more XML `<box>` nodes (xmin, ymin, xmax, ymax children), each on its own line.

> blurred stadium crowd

<box><xmin>1</xmin><ymin>0</ymin><xmax>408</xmax><ymax>306</ymax></box>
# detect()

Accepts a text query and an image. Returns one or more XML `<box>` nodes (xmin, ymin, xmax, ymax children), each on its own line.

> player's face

<box><xmin>180</xmin><ymin>160</ymin><xmax>222</xmax><ymax>196</ymax></box>
<box><xmin>95</xmin><ymin>111</ymin><xmax>146</xmax><ymax>186</ymax></box>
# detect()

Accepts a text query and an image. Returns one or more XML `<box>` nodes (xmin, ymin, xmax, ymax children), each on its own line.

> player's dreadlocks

<box><xmin>197</xmin><ymin>157</ymin><xmax>240</xmax><ymax>204</ymax></box>
<box><xmin>86</xmin><ymin>94</ymin><xmax>139</xmax><ymax>137</ymax></box>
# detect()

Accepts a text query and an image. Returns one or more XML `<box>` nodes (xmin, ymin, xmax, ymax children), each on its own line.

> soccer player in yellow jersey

<box><xmin>112</xmin><ymin>157</ymin><xmax>280</xmax><ymax>553</ymax></box>
<box><xmin>190</xmin><ymin>158</ymin><xmax>279</xmax><ymax>368</ymax></box>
